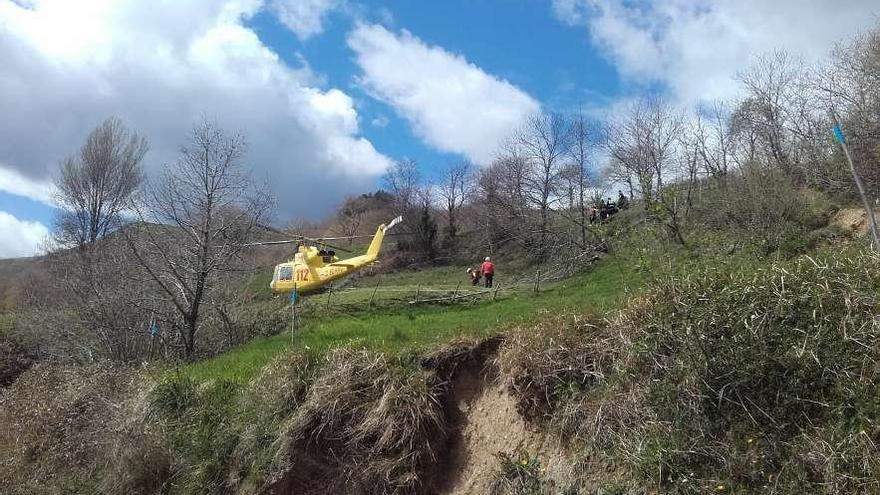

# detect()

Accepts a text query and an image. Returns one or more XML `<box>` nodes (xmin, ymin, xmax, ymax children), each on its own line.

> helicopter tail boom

<box><xmin>366</xmin><ymin>216</ymin><xmax>402</xmax><ymax>259</ymax></box>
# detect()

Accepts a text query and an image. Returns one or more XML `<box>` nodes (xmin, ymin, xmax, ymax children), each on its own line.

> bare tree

<box><xmin>562</xmin><ymin>109</ymin><xmax>598</xmax><ymax>248</ymax></box>
<box><xmin>820</xmin><ymin>27</ymin><xmax>880</xmax><ymax>196</ymax></box>
<box><xmin>692</xmin><ymin>101</ymin><xmax>734</xmax><ymax>182</ymax></box>
<box><xmin>437</xmin><ymin>161</ymin><xmax>472</xmax><ymax>249</ymax></box>
<box><xmin>384</xmin><ymin>158</ymin><xmax>421</xmax><ymax>217</ymax></box>
<box><xmin>335</xmin><ymin>195</ymin><xmax>368</xmax><ymax>244</ymax></box>
<box><xmin>481</xmin><ymin>147</ymin><xmax>535</xmax><ymax>253</ymax></box>
<box><xmin>46</xmin><ymin>118</ymin><xmax>149</xmax><ymax>362</ymax></box>
<box><xmin>515</xmin><ymin>112</ymin><xmax>572</xmax><ymax>257</ymax></box>
<box><xmin>734</xmin><ymin>51</ymin><xmax>808</xmax><ymax>177</ymax></box>
<box><xmin>383</xmin><ymin>158</ymin><xmax>442</xmax><ymax>259</ymax></box>
<box><xmin>474</xmin><ymin>164</ymin><xmax>510</xmax><ymax>252</ymax></box>
<box><xmin>414</xmin><ymin>187</ymin><xmax>439</xmax><ymax>257</ymax></box>
<box><xmin>605</xmin><ymin>98</ymin><xmax>683</xmax><ymax>207</ymax></box>
<box><xmin>126</xmin><ymin>120</ymin><xmax>272</xmax><ymax>359</ymax></box>
<box><xmin>54</xmin><ymin>117</ymin><xmax>147</xmax><ymax>248</ymax></box>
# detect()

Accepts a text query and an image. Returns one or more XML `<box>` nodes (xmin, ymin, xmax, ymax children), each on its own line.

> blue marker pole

<box><xmin>290</xmin><ymin>284</ymin><xmax>298</xmax><ymax>343</ymax></box>
<box><xmin>832</xmin><ymin>114</ymin><xmax>880</xmax><ymax>250</ymax></box>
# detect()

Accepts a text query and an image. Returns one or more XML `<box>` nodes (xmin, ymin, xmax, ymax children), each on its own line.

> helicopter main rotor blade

<box><xmin>242</xmin><ymin>238</ymin><xmax>304</xmax><ymax>247</ymax></box>
<box><xmin>307</xmin><ymin>232</ymin><xmax>408</xmax><ymax>241</ymax></box>
<box><xmin>244</xmin><ymin>229</ymin><xmax>412</xmax><ymax>248</ymax></box>
<box><xmin>303</xmin><ymin>238</ymin><xmax>352</xmax><ymax>253</ymax></box>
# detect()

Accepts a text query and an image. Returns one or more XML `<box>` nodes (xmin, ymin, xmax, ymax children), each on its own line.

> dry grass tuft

<box><xmin>488</xmin><ymin>450</ymin><xmax>550</xmax><ymax>495</ymax></box>
<box><xmin>0</xmin><ymin>362</ymin><xmax>138</xmax><ymax>493</ymax></box>
<box><xmin>100</xmin><ymin>382</ymin><xmax>174</xmax><ymax>495</ymax></box>
<box><xmin>277</xmin><ymin>348</ymin><xmax>448</xmax><ymax>494</ymax></box>
<box><xmin>245</xmin><ymin>350</ymin><xmax>318</xmax><ymax>422</ymax></box>
<box><xmin>496</xmin><ymin>315</ymin><xmax>613</xmax><ymax>425</ymax></box>
<box><xmin>226</xmin><ymin>351</ymin><xmax>318</xmax><ymax>491</ymax></box>
<box><xmin>421</xmin><ymin>335</ymin><xmax>503</xmax><ymax>378</ymax></box>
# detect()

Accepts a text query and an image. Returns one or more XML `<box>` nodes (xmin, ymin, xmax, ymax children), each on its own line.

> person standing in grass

<box><xmin>481</xmin><ymin>257</ymin><xmax>495</xmax><ymax>288</ymax></box>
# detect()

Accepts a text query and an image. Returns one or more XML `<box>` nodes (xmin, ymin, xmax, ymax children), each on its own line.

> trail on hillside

<box><xmin>263</xmin><ymin>337</ymin><xmax>577</xmax><ymax>495</ymax></box>
<box><xmin>433</xmin><ymin>363</ymin><xmax>572</xmax><ymax>494</ymax></box>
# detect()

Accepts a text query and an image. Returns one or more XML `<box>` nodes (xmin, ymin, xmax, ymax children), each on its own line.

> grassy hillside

<box><xmin>8</xmin><ymin>193</ymin><xmax>880</xmax><ymax>494</ymax></box>
<box><xmin>180</xmin><ymin>254</ymin><xmax>643</xmax><ymax>383</ymax></box>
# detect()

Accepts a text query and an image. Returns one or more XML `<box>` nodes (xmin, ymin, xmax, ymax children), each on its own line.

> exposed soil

<box><xmin>436</xmin><ymin>379</ymin><xmax>569</xmax><ymax>494</ymax></box>
<box><xmin>265</xmin><ymin>336</ymin><xmax>574</xmax><ymax>495</ymax></box>
<box><xmin>831</xmin><ymin>207</ymin><xmax>872</xmax><ymax>235</ymax></box>
<box><xmin>428</xmin><ymin>336</ymin><xmax>575</xmax><ymax>494</ymax></box>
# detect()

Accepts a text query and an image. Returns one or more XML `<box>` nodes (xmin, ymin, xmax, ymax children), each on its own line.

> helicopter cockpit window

<box><xmin>279</xmin><ymin>266</ymin><xmax>293</xmax><ymax>281</ymax></box>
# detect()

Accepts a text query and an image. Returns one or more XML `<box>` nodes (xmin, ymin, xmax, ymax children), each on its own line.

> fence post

<box><xmin>534</xmin><ymin>269</ymin><xmax>540</xmax><ymax>293</ymax></box>
<box><xmin>416</xmin><ymin>284</ymin><xmax>421</xmax><ymax>300</ymax></box>
<box><xmin>326</xmin><ymin>284</ymin><xmax>333</xmax><ymax>309</ymax></box>
<box><xmin>493</xmin><ymin>283</ymin><xmax>500</xmax><ymax>301</ymax></box>
<box><xmin>452</xmin><ymin>281</ymin><xmax>462</xmax><ymax>299</ymax></box>
<box><xmin>833</xmin><ymin>115</ymin><xmax>880</xmax><ymax>250</ymax></box>
<box><xmin>369</xmin><ymin>280</ymin><xmax>380</xmax><ymax>306</ymax></box>
<box><xmin>291</xmin><ymin>283</ymin><xmax>297</xmax><ymax>343</ymax></box>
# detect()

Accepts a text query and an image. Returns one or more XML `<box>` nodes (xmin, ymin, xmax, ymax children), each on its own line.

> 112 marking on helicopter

<box><xmin>264</xmin><ymin>216</ymin><xmax>402</xmax><ymax>295</ymax></box>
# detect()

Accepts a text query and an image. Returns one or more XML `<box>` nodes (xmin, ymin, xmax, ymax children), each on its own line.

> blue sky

<box><xmin>1</xmin><ymin>0</ymin><xmax>878</xmax><ymax>258</ymax></box>
<box><xmin>247</xmin><ymin>0</ymin><xmax>624</xmax><ymax>182</ymax></box>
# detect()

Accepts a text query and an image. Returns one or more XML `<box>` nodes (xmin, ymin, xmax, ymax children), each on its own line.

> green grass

<box><xmin>180</xmin><ymin>255</ymin><xmax>643</xmax><ymax>384</ymax></box>
<box><xmin>348</xmin><ymin>264</ymin><xmax>480</xmax><ymax>289</ymax></box>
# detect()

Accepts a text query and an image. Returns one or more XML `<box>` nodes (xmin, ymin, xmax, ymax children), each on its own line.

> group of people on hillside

<box><xmin>592</xmin><ymin>190</ymin><xmax>629</xmax><ymax>223</ymax></box>
<box><xmin>466</xmin><ymin>257</ymin><xmax>495</xmax><ymax>288</ymax></box>
<box><xmin>465</xmin><ymin>191</ymin><xmax>628</xmax><ymax>288</ymax></box>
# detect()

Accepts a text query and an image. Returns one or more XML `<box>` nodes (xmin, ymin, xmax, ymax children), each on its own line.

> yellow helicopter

<box><xmin>262</xmin><ymin>216</ymin><xmax>402</xmax><ymax>295</ymax></box>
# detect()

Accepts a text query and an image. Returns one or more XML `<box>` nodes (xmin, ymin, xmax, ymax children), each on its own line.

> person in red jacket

<box><xmin>481</xmin><ymin>257</ymin><xmax>495</xmax><ymax>288</ymax></box>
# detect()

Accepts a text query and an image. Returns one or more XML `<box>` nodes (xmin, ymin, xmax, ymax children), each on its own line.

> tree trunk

<box><xmin>183</xmin><ymin>317</ymin><xmax>197</xmax><ymax>359</ymax></box>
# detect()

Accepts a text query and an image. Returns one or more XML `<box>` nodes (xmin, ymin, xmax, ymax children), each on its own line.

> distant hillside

<box><xmin>0</xmin><ymin>255</ymin><xmax>47</xmax><ymax>311</ymax></box>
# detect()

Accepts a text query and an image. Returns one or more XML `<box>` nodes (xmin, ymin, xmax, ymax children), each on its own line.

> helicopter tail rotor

<box><xmin>366</xmin><ymin>216</ymin><xmax>402</xmax><ymax>259</ymax></box>
<box><xmin>385</xmin><ymin>216</ymin><xmax>403</xmax><ymax>231</ymax></box>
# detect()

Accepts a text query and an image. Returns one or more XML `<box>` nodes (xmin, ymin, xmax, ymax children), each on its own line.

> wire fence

<box><xmin>283</xmin><ymin>245</ymin><xmax>606</xmax><ymax>318</ymax></box>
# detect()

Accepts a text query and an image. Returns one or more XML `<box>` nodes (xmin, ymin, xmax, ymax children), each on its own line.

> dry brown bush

<box><xmin>0</xmin><ymin>362</ymin><xmax>138</xmax><ymax>493</ymax></box>
<box><xmin>99</xmin><ymin>383</ymin><xmax>174</xmax><ymax>495</ymax></box>
<box><xmin>496</xmin><ymin>315</ymin><xmax>614</xmax><ymax>424</ymax></box>
<box><xmin>274</xmin><ymin>349</ymin><xmax>448</xmax><ymax>494</ymax></box>
<box><xmin>0</xmin><ymin>338</ymin><xmax>33</xmax><ymax>388</ymax></box>
<box><xmin>226</xmin><ymin>351</ymin><xmax>318</xmax><ymax>492</ymax></box>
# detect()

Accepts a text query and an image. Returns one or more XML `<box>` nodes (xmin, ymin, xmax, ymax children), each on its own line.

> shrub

<box><xmin>693</xmin><ymin>166</ymin><xmax>833</xmax><ymax>256</ymax></box>
<box><xmin>0</xmin><ymin>337</ymin><xmax>33</xmax><ymax>387</ymax></box>
<box><xmin>599</xmin><ymin>251</ymin><xmax>880</xmax><ymax>492</ymax></box>
<box><xmin>489</xmin><ymin>450</ymin><xmax>548</xmax><ymax>495</ymax></box>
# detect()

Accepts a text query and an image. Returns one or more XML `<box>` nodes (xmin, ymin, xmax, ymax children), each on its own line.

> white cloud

<box><xmin>0</xmin><ymin>165</ymin><xmax>55</xmax><ymax>205</ymax></box>
<box><xmin>270</xmin><ymin>0</ymin><xmax>342</xmax><ymax>41</ymax></box>
<box><xmin>348</xmin><ymin>24</ymin><xmax>540</xmax><ymax>164</ymax></box>
<box><xmin>553</xmin><ymin>0</ymin><xmax>880</xmax><ymax>103</ymax></box>
<box><xmin>0</xmin><ymin>0</ymin><xmax>391</xmax><ymax>218</ymax></box>
<box><xmin>0</xmin><ymin>211</ymin><xmax>48</xmax><ymax>258</ymax></box>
